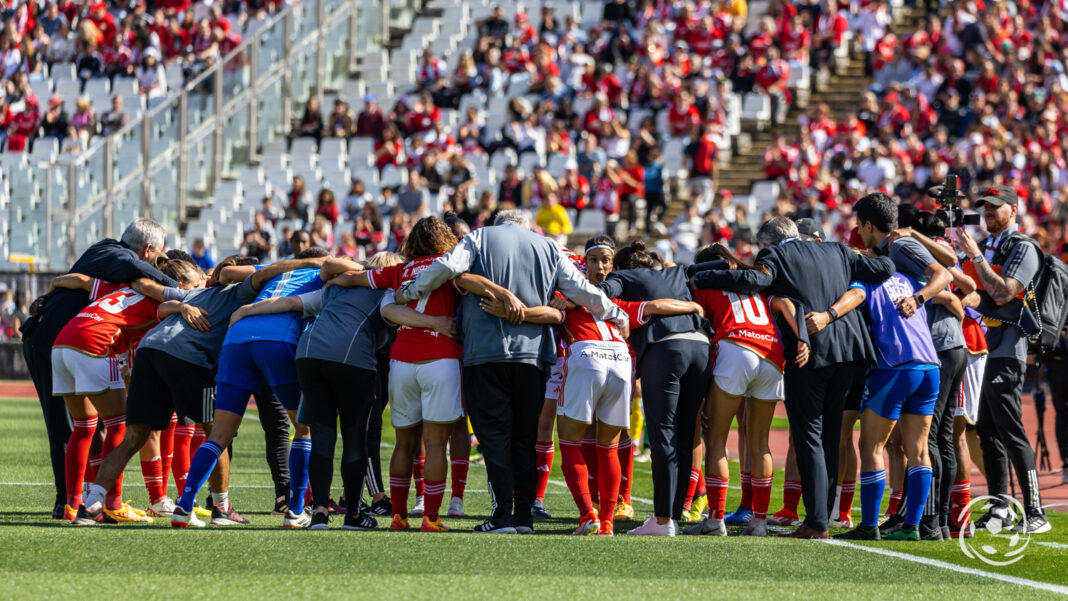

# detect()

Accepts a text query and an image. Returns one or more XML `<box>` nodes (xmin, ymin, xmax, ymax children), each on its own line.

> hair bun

<box><xmin>631</xmin><ymin>239</ymin><xmax>647</xmax><ymax>252</ymax></box>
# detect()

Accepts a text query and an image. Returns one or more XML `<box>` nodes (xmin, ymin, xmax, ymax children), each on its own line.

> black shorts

<box><xmin>126</xmin><ymin>348</ymin><xmax>216</xmax><ymax>430</ymax></box>
<box><xmin>843</xmin><ymin>364</ymin><xmax>868</xmax><ymax>412</ymax></box>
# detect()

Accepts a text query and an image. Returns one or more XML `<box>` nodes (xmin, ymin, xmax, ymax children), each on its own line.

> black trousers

<box><xmin>296</xmin><ymin>358</ymin><xmax>377</xmax><ymax>510</ymax></box>
<box><xmin>23</xmin><ymin>333</ymin><xmax>70</xmax><ymax>505</ymax></box>
<box><xmin>637</xmin><ymin>339</ymin><xmax>711</xmax><ymax>520</ymax></box>
<box><xmin>1046</xmin><ymin>356</ymin><xmax>1068</xmax><ymax>470</ymax></box>
<box><xmin>924</xmin><ymin>346</ymin><xmax>967</xmax><ymax>523</ymax></box>
<box><xmin>977</xmin><ymin>357</ymin><xmax>1042</xmax><ymax>511</ymax></box>
<box><xmin>785</xmin><ymin>360</ymin><xmax>866</xmax><ymax>532</ymax></box>
<box><xmin>463</xmin><ymin>362</ymin><xmax>547</xmax><ymax>527</ymax></box>
<box><xmin>364</xmin><ymin>357</ymin><xmax>390</xmax><ymax>497</ymax></box>
<box><xmin>253</xmin><ymin>385</ymin><xmax>291</xmax><ymax>499</ymax></box>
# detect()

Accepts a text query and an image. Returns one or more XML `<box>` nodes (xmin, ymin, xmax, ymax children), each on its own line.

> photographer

<box><xmin>951</xmin><ymin>186</ymin><xmax>1050</xmax><ymax>534</ymax></box>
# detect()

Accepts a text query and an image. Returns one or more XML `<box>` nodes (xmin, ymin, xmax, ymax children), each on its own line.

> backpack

<box><xmin>996</xmin><ymin>231</ymin><xmax>1068</xmax><ymax>359</ymax></box>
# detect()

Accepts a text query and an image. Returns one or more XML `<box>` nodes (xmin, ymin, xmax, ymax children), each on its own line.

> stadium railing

<box><xmin>1</xmin><ymin>0</ymin><xmax>415</xmax><ymax>272</ymax></box>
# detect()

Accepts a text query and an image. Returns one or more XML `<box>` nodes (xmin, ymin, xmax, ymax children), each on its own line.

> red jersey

<box><xmin>962</xmin><ymin>316</ymin><xmax>988</xmax><ymax>355</ymax></box>
<box><xmin>560</xmin><ymin>299</ymin><xmax>648</xmax><ymax>346</ymax></box>
<box><xmin>52</xmin><ymin>279</ymin><xmax>161</xmax><ymax>358</ymax></box>
<box><xmin>695</xmin><ymin>289</ymin><xmax>784</xmax><ymax>370</ymax></box>
<box><xmin>367</xmin><ymin>254</ymin><xmax>462</xmax><ymax>362</ymax></box>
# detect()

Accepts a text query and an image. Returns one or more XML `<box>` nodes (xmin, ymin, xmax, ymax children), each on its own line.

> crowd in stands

<box><xmin>0</xmin><ymin>0</ymin><xmax>265</xmax><ymax>153</ymax></box>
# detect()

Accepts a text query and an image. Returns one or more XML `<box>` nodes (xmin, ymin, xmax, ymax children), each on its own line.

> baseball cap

<box><xmin>795</xmin><ymin>218</ymin><xmax>824</xmax><ymax>241</ymax></box>
<box><xmin>975</xmin><ymin>185</ymin><xmax>1017</xmax><ymax>207</ymax></box>
<box><xmin>364</xmin><ymin>93</ymin><xmax>376</xmax><ymax>103</ymax></box>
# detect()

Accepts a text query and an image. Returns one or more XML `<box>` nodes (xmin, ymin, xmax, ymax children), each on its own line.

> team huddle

<box><xmin>22</xmin><ymin>184</ymin><xmax>1060</xmax><ymax>537</ymax></box>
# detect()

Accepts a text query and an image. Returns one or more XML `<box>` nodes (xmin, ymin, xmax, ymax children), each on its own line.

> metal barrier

<box><xmin>5</xmin><ymin>0</ymin><xmax>415</xmax><ymax>272</ymax></box>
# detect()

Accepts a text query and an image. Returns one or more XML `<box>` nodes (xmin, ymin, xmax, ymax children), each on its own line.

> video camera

<box><xmin>926</xmin><ymin>174</ymin><xmax>981</xmax><ymax>227</ymax></box>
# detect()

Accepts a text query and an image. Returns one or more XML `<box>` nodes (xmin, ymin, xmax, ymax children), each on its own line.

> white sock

<box><xmin>85</xmin><ymin>484</ymin><xmax>108</xmax><ymax>511</ymax></box>
<box><xmin>212</xmin><ymin>491</ymin><xmax>229</xmax><ymax>512</ymax></box>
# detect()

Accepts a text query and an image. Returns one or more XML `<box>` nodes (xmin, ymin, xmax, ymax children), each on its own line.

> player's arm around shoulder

<box><xmin>229</xmin><ymin>296</ymin><xmax>304</xmax><ymax>327</ymax></box>
<box><xmin>48</xmin><ymin>273</ymin><xmax>93</xmax><ymax>295</ymax></box>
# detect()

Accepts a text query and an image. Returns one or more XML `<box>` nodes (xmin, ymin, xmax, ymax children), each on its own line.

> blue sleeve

<box><xmin>848</xmin><ymin>281</ymin><xmax>867</xmax><ymax>305</ymax></box>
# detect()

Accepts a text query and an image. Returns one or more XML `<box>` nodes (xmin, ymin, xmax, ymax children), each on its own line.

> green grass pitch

<box><xmin>1</xmin><ymin>396</ymin><xmax>1067</xmax><ymax>600</ymax></box>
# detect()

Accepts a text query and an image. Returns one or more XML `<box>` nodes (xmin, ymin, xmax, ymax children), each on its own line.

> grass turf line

<box><xmin>1</xmin><ymin>396</ymin><xmax>1066</xmax><ymax>600</ymax></box>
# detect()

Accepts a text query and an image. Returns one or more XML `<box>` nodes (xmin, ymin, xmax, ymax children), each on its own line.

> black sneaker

<box><xmin>531</xmin><ymin>499</ymin><xmax>552</xmax><ymax>519</ymax></box>
<box><xmin>271</xmin><ymin>495</ymin><xmax>289</xmax><ymax>515</ymax></box>
<box><xmin>473</xmin><ymin>518</ymin><xmax>517</xmax><ymax>534</ymax></box>
<box><xmin>879</xmin><ymin>514</ymin><xmax>904</xmax><ymax>536</ymax></box>
<box><xmin>342</xmin><ymin>512</ymin><xmax>378</xmax><ymax>531</ymax></box>
<box><xmin>73</xmin><ymin>504</ymin><xmax>117</xmax><ymax>526</ymax></box>
<box><xmin>974</xmin><ymin>510</ymin><xmax>1008</xmax><ymax>531</ymax></box>
<box><xmin>369</xmin><ymin>496</ymin><xmax>392</xmax><ymax>516</ymax></box>
<box><xmin>309</xmin><ymin>511</ymin><xmax>329</xmax><ymax>530</ymax></box>
<box><xmin>204</xmin><ymin>496</ymin><xmax>215</xmax><ymax>513</ymax></box>
<box><xmin>52</xmin><ymin>501</ymin><xmax>66</xmax><ymax>520</ymax></box>
<box><xmin>834</xmin><ymin>524</ymin><xmax>880</xmax><ymax>540</ymax></box>
<box><xmin>1013</xmin><ymin>510</ymin><xmax>1052</xmax><ymax>534</ymax></box>
<box><xmin>919</xmin><ymin>523</ymin><xmax>944</xmax><ymax>541</ymax></box>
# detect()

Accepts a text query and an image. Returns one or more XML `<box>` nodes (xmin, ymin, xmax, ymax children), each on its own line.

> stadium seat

<box><xmin>574</xmin><ymin>210</ymin><xmax>606</xmax><ymax>234</ymax></box>
<box><xmin>741</xmin><ymin>93</ymin><xmax>771</xmax><ymax>131</ymax></box>
<box><xmin>750</xmin><ymin>180</ymin><xmax>781</xmax><ymax>214</ymax></box>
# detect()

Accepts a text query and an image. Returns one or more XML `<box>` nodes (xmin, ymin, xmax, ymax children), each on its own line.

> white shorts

<box><xmin>559</xmin><ymin>341</ymin><xmax>632</xmax><ymax>428</ymax></box>
<box><xmin>51</xmin><ymin>347</ymin><xmax>125</xmax><ymax>396</ymax></box>
<box><xmin>713</xmin><ymin>340</ymin><xmax>784</xmax><ymax>402</ymax></box>
<box><xmin>388</xmin><ymin>358</ymin><xmax>464</xmax><ymax>428</ymax></box>
<box><xmin>956</xmin><ymin>353</ymin><xmax>987</xmax><ymax>424</ymax></box>
<box><xmin>545</xmin><ymin>356</ymin><xmax>566</xmax><ymax>400</ymax></box>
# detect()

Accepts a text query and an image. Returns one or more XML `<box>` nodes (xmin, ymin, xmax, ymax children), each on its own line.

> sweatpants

<box><xmin>924</xmin><ymin>346</ymin><xmax>967</xmax><ymax>525</ymax></box>
<box><xmin>253</xmin><ymin>385</ymin><xmax>291</xmax><ymax>500</ymax></box>
<box><xmin>977</xmin><ymin>357</ymin><xmax>1042</xmax><ymax>511</ymax></box>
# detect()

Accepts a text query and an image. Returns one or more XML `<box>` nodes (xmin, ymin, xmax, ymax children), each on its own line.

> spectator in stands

<box><xmin>418</xmin><ymin>48</ymin><xmax>449</xmax><ymax>97</ymax></box>
<box><xmin>190</xmin><ymin>237</ymin><xmax>215</xmax><ymax>270</ymax></box>
<box><xmin>137</xmin><ymin>48</ymin><xmax>167</xmax><ymax>102</ymax></box>
<box><xmin>3</xmin><ymin>93</ymin><xmax>40</xmax><ymax>152</ymax></box>
<box><xmin>373</xmin><ymin>123</ymin><xmax>404</xmax><ymax>171</ymax></box>
<box><xmin>315</xmin><ymin>188</ymin><xmax>340</xmax><ymax>226</ymax></box>
<box><xmin>310</xmin><ymin>214</ymin><xmax>333</xmax><ymax>248</ymax></box>
<box><xmin>755</xmin><ymin>46</ymin><xmax>790</xmax><ymax>126</ymax></box>
<box><xmin>186</xmin><ymin>18</ymin><xmax>219</xmax><ymax>77</ymax></box>
<box><xmin>670</xmin><ymin>202</ymin><xmax>704</xmax><ymax>264</ymax></box>
<box><xmin>354</xmin><ymin>203</ymin><xmax>385</xmax><ymax>251</ymax></box>
<box><xmin>576</xmin><ymin>132</ymin><xmax>606</xmax><ymax>185</ymax></box>
<box><xmin>0</xmin><ymin>36</ymin><xmax>21</xmax><ymax>80</ymax></box>
<box><xmin>69</xmin><ymin>96</ymin><xmax>96</xmax><ymax>150</ymax></box>
<box><xmin>451</xmin><ymin>51</ymin><xmax>480</xmax><ymax>97</ymax></box>
<box><xmin>259</xmin><ymin>194</ymin><xmax>284</xmax><ymax>225</ymax></box>
<box><xmin>523</xmin><ymin>166</ymin><xmax>557</xmax><ymax>207</ymax></box>
<box><xmin>644</xmin><ymin>146</ymin><xmax>666</xmax><ymax>231</ymax></box>
<box><xmin>355</xmin><ymin>93</ymin><xmax>385</xmax><ymax>139</ymax></box>
<box><xmin>328</xmin><ymin>98</ymin><xmax>354</xmax><ymax>138</ymax></box>
<box><xmin>98</xmin><ymin>95</ymin><xmax>127</xmax><ymax>135</ymax></box>
<box><xmin>243</xmin><ymin>211</ymin><xmax>274</xmax><ymax>261</ymax></box>
<box><xmin>39</xmin><ymin>2</ymin><xmax>66</xmax><ymax>37</ymax></box>
<box><xmin>343</xmin><ymin>179</ymin><xmax>372</xmax><ymax>220</ymax></box>
<box><xmin>559</xmin><ymin>159</ymin><xmax>591</xmax><ymax>212</ymax></box>
<box><xmin>75</xmin><ymin>39</ymin><xmax>104</xmax><ymax>88</ymax></box>
<box><xmin>618</xmin><ymin>149</ymin><xmax>645</xmax><ymax>234</ymax></box>
<box><xmin>444</xmin><ymin>153</ymin><xmax>477</xmax><ymax>208</ymax></box>
<box><xmin>397</xmin><ymin>170</ymin><xmax>430</xmax><ymax>217</ymax></box>
<box><xmin>334</xmin><ymin>230</ymin><xmax>358</xmax><ymax>259</ymax></box>
<box><xmin>280</xmin><ymin>229</ymin><xmax>312</xmax><ymax>260</ymax></box>
<box><xmin>460</xmin><ymin>189</ymin><xmax>496</xmax><ymax>229</ymax></box>
<box><xmin>535</xmin><ymin>190</ymin><xmax>571</xmax><ymax>242</ymax></box>
<box><xmin>475</xmin><ymin>4</ymin><xmax>509</xmax><ymax>47</ymax></box>
<box><xmin>685</xmin><ymin>123</ymin><xmax>720</xmax><ymax>213</ymax></box>
<box><xmin>286</xmin><ymin>175</ymin><xmax>312</xmax><ymax>222</ymax></box>
<box><xmin>296</xmin><ymin>95</ymin><xmax>324</xmax><ymax>141</ymax></box>
<box><xmin>39</xmin><ymin>94</ymin><xmax>70</xmax><ymax>146</ymax></box>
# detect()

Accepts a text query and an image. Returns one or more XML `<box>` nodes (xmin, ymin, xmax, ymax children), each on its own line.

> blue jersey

<box><xmin>224</xmin><ymin>267</ymin><xmax>324</xmax><ymax>346</ymax></box>
<box><xmin>850</xmin><ymin>273</ymin><xmax>940</xmax><ymax>370</ymax></box>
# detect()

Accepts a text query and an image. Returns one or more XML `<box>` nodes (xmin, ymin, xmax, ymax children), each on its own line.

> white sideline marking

<box><xmin>822</xmin><ymin>539</ymin><xmax>1068</xmax><ymax>596</ymax></box>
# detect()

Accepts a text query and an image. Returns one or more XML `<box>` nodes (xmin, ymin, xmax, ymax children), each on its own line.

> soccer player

<box><xmin>685</xmin><ymin>244</ymin><xmax>805</xmax><ymax>537</ymax></box>
<box><xmin>174</xmin><ymin>248</ymin><xmax>330</xmax><ymax>528</ymax></box>
<box><xmin>50</xmin><ymin>259</ymin><xmax>201</xmax><ymax>521</ymax></box>
<box><xmin>74</xmin><ymin>256</ymin><xmax>324</xmax><ymax>526</ymax></box>
<box><xmin>557</xmin><ymin>235</ymin><xmax>704</xmax><ymax>536</ymax></box>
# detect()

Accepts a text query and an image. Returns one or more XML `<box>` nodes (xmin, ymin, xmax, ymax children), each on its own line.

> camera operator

<box><xmin>951</xmin><ymin>185</ymin><xmax>1050</xmax><ymax>534</ymax></box>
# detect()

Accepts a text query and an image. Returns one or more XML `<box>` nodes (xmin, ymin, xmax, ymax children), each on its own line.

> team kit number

<box><xmin>725</xmin><ymin>291</ymin><xmax>769</xmax><ymax>325</ymax></box>
<box><xmin>94</xmin><ymin>291</ymin><xmax>145</xmax><ymax>314</ymax></box>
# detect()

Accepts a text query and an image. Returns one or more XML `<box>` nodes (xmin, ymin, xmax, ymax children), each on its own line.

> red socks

<box><xmin>160</xmin><ymin>414</ymin><xmax>177</xmax><ymax>493</ymax></box>
<box><xmin>535</xmin><ymin>442</ymin><xmax>554</xmax><ymax>502</ymax></box>
<box><xmin>886</xmin><ymin>490</ymin><xmax>903</xmax><ymax>516</ymax></box>
<box><xmin>172</xmin><ymin>425</ymin><xmax>195</xmax><ymax>493</ymax></box>
<box><xmin>102</xmin><ymin>414</ymin><xmax>126</xmax><ymax>510</ymax></box>
<box><xmin>739</xmin><ymin>471</ymin><xmax>752</xmax><ymax>509</ymax></box>
<box><xmin>580</xmin><ymin>438</ymin><xmax>599</xmax><ymax>507</ymax></box>
<box><xmin>191</xmin><ymin>426</ymin><xmax>206</xmax><ymax>456</ymax></box>
<box><xmin>424</xmin><ymin>479</ymin><xmax>446</xmax><ymax>521</ymax></box>
<box><xmin>782</xmin><ymin>479</ymin><xmax>802</xmax><ymax>513</ymax></box>
<box><xmin>838</xmin><ymin>480</ymin><xmax>856</xmax><ymax>521</ymax></box>
<box><xmin>684</xmin><ymin>467</ymin><xmax>700</xmax><ymax>510</ymax></box>
<box><xmin>705</xmin><ymin>474</ymin><xmax>728</xmax><ymax>519</ymax></box>
<box><xmin>618</xmin><ymin>437</ymin><xmax>633</xmax><ymax>504</ymax></box>
<box><xmin>141</xmin><ymin>457</ymin><xmax>165</xmax><ymax>504</ymax></box>
<box><xmin>951</xmin><ymin>480</ymin><xmax>971</xmax><ymax>525</ymax></box>
<box><xmin>449</xmin><ymin>455</ymin><xmax>469</xmax><ymax>500</ymax></box>
<box><xmin>596</xmin><ymin>443</ymin><xmax>621</xmax><ymax>526</ymax></box>
<box><xmin>390</xmin><ymin>473</ymin><xmax>410</xmax><ymax>518</ymax></box>
<box><xmin>413</xmin><ymin>456</ymin><xmax>425</xmax><ymax>497</ymax></box>
<box><xmin>65</xmin><ymin>416</ymin><xmax>98</xmax><ymax>508</ymax></box>
<box><xmin>559</xmin><ymin>440</ymin><xmax>594</xmax><ymax>517</ymax></box>
<box><xmin>751</xmin><ymin>475</ymin><xmax>773</xmax><ymax>520</ymax></box>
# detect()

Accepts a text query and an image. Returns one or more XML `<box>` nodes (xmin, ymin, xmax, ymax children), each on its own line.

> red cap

<box><xmin>847</xmin><ymin>226</ymin><xmax>865</xmax><ymax>250</ymax></box>
<box><xmin>49</xmin><ymin>93</ymin><xmax>62</xmax><ymax>108</ymax></box>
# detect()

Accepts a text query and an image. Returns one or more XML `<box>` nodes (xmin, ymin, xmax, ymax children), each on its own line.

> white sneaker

<box><xmin>447</xmin><ymin>496</ymin><xmax>465</xmax><ymax>517</ymax></box>
<box><xmin>147</xmin><ymin>496</ymin><xmax>177</xmax><ymax>518</ymax></box>
<box><xmin>170</xmin><ymin>506</ymin><xmax>205</xmax><ymax>528</ymax></box>
<box><xmin>682</xmin><ymin>518</ymin><xmax>727</xmax><ymax>536</ymax></box>
<box><xmin>742</xmin><ymin>518</ymin><xmax>768</xmax><ymax>537</ymax></box>
<box><xmin>283</xmin><ymin>509</ymin><xmax>311</xmax><ymax>528</ymax></box>
<box><xmin>572</xmin><ymin>517</ymin><xmax>599</xmax><ymax>536</ymax></box>
<box><xmin>627</xmin><ymin>516</ymin><xmax>675</xmax><ymax>536</ymax></box>
<box><xmin>829</xmin><ymin>517</ymin><xmax>854</xmax><ymax>529</ymax></box>
<box><xmin>410</xmin><ymin>496</ymin><xmax>425</xmax><ymax>516</ymax></box>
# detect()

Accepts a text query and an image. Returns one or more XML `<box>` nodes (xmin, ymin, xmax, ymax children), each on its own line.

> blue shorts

<box><xmin>215</xmin><ymin>341</ymin><xmax>302</xmax><ymax>414</ymax></box>
<box><xmin>860</xmin><ymin>367</ymin><xmax>939</xmax><ymax>421</ymax></box>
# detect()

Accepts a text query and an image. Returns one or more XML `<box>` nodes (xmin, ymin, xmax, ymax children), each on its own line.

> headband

<box><xmin>585</xmin><ymin>244</ymin><xmax>615</xmax><ymax>256</ymax></box>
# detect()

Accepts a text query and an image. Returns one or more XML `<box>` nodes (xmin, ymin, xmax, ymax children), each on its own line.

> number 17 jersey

<box><xmin>694</xmin><ymin>288</ymin><xmax>784</xmax><ymax>370</ymax></box>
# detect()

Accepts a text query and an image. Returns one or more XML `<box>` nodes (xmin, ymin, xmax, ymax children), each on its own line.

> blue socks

<box><xmin>288</xmin><ymin>438</ymin><xmax>312</xmax><ymax>515</ymax></box>
<box><xmin>859</xmin><ymin>469</ymin><xmax>886</xmax><ymax>528</ymax></box>
<box><xmin>905</xmin><ymin>465</ymin><xmax>933</xmax><ymax>526</ymax></box>
<box><xmin>178</xmin><ymin>441</ymin><xmax>223</xmax><ymax>512</ymax></box>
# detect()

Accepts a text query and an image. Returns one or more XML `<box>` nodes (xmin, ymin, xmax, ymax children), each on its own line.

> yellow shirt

<box><xmin>537</xmin><ymin>205</ymin><xmax>573</xmax><ymax>237</ymax></box>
